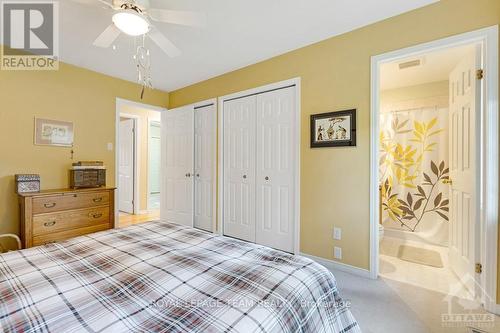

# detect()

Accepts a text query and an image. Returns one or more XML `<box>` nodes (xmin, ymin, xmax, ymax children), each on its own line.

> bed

<box><xmin>0</xmin><ymin>221</ymin><xmax>360</xmax><ymax>332</ymax></box>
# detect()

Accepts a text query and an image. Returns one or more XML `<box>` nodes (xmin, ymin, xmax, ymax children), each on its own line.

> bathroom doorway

<box><xmin>378</xmin><ymin>44</ymin><xmax>478</xmax><ymax>298</ymax></box>
<box><xmin>370</xmin><ymin>26</ymin><xmax>499</xmax><ymax>314</ymax></box>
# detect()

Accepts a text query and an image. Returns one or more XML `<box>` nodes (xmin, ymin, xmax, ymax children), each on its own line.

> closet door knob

<box><xmin>243</xmin><ymin>175</ymin><xmax>247</xmax><ymax>179</ymax></box>
<box><xmin>196</xmin><ymin>174</ymin><xmax>200</xmax><ymax>177</ymax></box>
<box><xmin>265</xmin><ymin>176</ymin><xmax>270</xmax><ymax>181</ymax></box>
<box><xmin>186</xmin><ymin>173</ymin><xmax>191</xmax><ymax>178</ymax></box>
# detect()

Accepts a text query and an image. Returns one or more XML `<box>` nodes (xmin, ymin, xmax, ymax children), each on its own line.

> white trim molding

<box><xmin>217</xmin><ymin>78</ymin><xmax>302</xmax><ymax>254</ymax></box>
<box><xmin>370</xmin><ymin>26</ymin><xmax>499</xmax><ymax>313</ymax></box>
<box><xmin>299</xmin><ymin>252</ymin><xmax>372</xmax><ymax>279</ymax></box>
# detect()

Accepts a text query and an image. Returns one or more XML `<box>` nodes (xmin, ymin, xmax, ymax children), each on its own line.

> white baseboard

<box><xmin>299</xmin><ymin>252</ymin><xmax>372</xmax><ymax>279</ymax></box>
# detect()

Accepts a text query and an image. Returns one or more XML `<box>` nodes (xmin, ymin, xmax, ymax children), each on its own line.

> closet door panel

<box><xmin>223</xmin><ymin>96</ymin><xmax>256</xmax><ymax>242</ymax></box>
<box><xmin>161</xmin><ymin>106</ymin><xmax>194</xmax><ymax>227</ymax></box>
<box><xmin>255</xmin><ymin>87</ymin><xmax>295</xmax><ymax>253</ymax></box>
<box><xmin>194</xmin><ymin>104</ymin><xmax>216</xmax><ymax>232</ymax></box>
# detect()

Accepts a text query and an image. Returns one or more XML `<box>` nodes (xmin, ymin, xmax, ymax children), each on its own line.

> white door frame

<box><xmin>115</xmin><ymin>98</ymin><xmax>166</xmax><ymax>220</ymax></box>
<box><xmin>147</xmin><ymin>118</ymin><xmax>161</xmax><ymax>211</ymax></box>
<box><xmin>370</xmin><ymin>26</ymin><xmax>499</xmax><ymax>313</ymax></box>
<box><xmin>217</xmin><ymin>78</ymin><xmax>302</xmax><ymax>254</ymax></box>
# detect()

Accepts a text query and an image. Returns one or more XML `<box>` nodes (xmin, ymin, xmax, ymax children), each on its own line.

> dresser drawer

<box><xmin>33</xmin><ymin>206</ymin><xmax>110</xmax><ymax>236</ymax></box>
<box><xmin>32</xmin><ymin>191</ymin><xmax>110</xmax><ymax>214</ymax></box>
<box><xmin>33</xmin><ymin>223</ymin><xmax>110</xmax><ymax>247</ymax></box>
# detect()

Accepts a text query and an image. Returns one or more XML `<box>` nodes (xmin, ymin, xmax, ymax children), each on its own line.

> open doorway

<box><xmin>116</xmin><ymin>99</ymin><xmax>165</xmax><ymax>227</ymax></box>
<box><xmin>378</xmin><ymin>44</ymin><xmax>477</xmax><ymax>299</ymax></box>
<box><xmin>371</xmin><ymin>26</ymin><xmax>499</xmax><ymax>315</ymax></box>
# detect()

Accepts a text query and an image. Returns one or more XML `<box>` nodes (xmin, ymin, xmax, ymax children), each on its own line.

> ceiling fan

<box><xmin>74</xmin><ymin>0</ymin><xmax>206</xmax><ymax>57</ymax></box>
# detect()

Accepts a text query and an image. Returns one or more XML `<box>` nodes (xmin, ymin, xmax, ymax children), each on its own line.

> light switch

<box><xmin>107</xmin><ymin>143</ymin><xmax>113</xmax><ymax>151</ymax></box>
<box><xmin>334</xmin><ymin>247</ymin><xmax>342</xmax><ymax>260</ymax></box>
<box><xmin>333</xmin><ymin>227</ymin><xmax>342</xmax><ymax>240</ymax></box>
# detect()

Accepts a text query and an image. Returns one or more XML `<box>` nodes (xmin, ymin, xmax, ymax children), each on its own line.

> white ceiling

<box><xmin>58</xmin><ymin>0</ymin><xmax>438</xmax><ymax>92</ymax></box>
<box><xmin>380</xmin><ymin>44</ymin><xmax>473</xmax><ymax>90</ymax></box>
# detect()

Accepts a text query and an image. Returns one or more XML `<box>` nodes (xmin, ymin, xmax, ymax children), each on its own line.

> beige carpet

<box><xmin>330</xmin><ymin>267</ymin><xmax>500</xmax><ymax>333</ymax></box>
<box><xmin>397</xmin><ymin>244</ymin><xmax>444</xmax><ymax>268</ymax></box>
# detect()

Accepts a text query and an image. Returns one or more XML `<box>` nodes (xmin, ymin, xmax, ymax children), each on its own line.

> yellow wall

<box><xmin>0</xmin><ymin>59</ymin><xmax>168</xmax><ymax>247</ymax></box>
<box><xmin>169</xmin><ymin>0</ymin><xmax>500</xmax><ymax>272</ymax></box>
<box><xmin>119</xmin><ymin>104</ymin><xmax>162</xmax><ymax>212</ymax></box>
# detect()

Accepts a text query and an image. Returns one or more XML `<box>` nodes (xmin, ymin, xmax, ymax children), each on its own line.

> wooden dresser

<box><xmin>18</xmin><ymin>188</ymin><xmax>115</xmax><ymax>248</ymax></box>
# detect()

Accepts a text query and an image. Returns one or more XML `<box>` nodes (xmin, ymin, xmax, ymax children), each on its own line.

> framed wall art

<box><xmin>310</xmin><ymin>109</ymin><xmax>356</xmax><ymax>148</ymax></box>
<box><xmin>34</xmin><ymin>118</ymin><xmax>74</xmax><ymax>147</ymax></box>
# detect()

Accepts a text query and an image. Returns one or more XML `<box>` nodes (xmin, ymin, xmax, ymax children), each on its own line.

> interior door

<box><xmin>161</xmin><ymin>106</ymin><xmax>194</xmax><ymax>227</ymax></box>
<box><xmin>194</xmin><ymin>104</ymin><xmax>216</xmax><ymax>232</ymax></box>
<box><xmin>255</xmin><ymin>87</ymin><xmax>296</xmax><ymax>253</ymax></box>
<box><xmin>448</xmin><ymin>45</ymin><xmax>480</xmax><ymax>295</ymax></box>
<box><xmin>223</xmin><ymin>96</ymin><xmax>256</xmax><ymax>242</ymax></box>
<box><xmin>119</xmin><ymin>118</ymin><xmax>135</xmax><ymax>214</ymax></box>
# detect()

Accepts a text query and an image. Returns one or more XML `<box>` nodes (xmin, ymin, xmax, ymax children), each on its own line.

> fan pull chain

<box><xmin>134</xmin><ymin>34</ymin><xmax>153</xmax><ymax>99</ymax></box>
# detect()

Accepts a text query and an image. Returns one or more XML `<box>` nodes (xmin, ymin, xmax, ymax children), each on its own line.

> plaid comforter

<box><xmin>0</xmin><ymin>221</ymin><xmax>360</xmax><ymax>333</ymax></box>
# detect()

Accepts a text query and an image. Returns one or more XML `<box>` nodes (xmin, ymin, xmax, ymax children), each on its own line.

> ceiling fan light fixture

<box><xmin>112</xmin><ymin>10</ymin><xmax>150</xmax><ymax>36</ymax></box>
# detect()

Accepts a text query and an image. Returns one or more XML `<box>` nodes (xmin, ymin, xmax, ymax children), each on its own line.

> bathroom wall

<box><xmin>380</xmin><ymin>81</ymin><xmax>450</xmax><ymax>246</ymax></box>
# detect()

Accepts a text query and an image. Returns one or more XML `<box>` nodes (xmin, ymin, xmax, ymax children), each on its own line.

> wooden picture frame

<box><xmin>34</xmin><ymin>118</ymin><xmax>74</xmax><ymax>147</ymax></box>
<box><xmin>310</xmin><ymin>109</ymin><xmax>356</xmax><ymax>148</ymax></box>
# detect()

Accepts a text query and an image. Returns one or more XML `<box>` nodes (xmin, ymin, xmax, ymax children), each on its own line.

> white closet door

<box><xmin>255</xmin><ymin>87</ymin><xmax>296</xmax><ymax>253</ymax></box>
<box><xmin>223</xmin><ymin>96</ymin><xmax>256</xmax><ymax>242</ymax></box>
<box><xmin>161</xmin><ymin>106</ymin><xmax>194</xmax><ymax>227</ymax></box>
<box><xmin>194</xmin><ymin>104</ymin><xmax>216</xmax><ymax>232</ymax></box>
<box><xmin>448</xmin><ymin>46</ymin><xmax>480</xmax><ymax>295</ymax></box>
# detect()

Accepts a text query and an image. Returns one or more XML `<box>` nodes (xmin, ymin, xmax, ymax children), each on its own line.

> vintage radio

<box><xmin>69</xmin><ymin>167</ymin><xmax>106</xmax><ymax>189</ymax></box>
<box><xmin>15</xmin><ymin>174</ymin><xmax>40</xmax><ymax>193</ymax></box>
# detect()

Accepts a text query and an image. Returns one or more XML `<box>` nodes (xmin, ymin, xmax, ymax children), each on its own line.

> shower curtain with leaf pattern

<box><xmin>379</xmin><ymin>107</ymin><xmax>450</xmax><ymax>246</ymax></box>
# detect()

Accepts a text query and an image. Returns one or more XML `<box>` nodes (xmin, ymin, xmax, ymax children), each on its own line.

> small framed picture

<box><xmin>34</xmin><ymin>118</ymin><xmax>74</xmax><ymax>147</ymax></box>
<box><xmin>310</xmin><ymin>109</ymin><xmax>356</xmax><ymax>148</ymax></box>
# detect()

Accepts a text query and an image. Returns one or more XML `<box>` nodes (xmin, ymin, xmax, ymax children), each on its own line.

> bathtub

<box><xmin>381</xmin><ymin>216</ymin><xmax>449</xmax><ymax>247</ymax></box>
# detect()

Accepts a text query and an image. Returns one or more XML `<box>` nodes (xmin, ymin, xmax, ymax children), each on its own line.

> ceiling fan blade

<box><xmin>93</xmin><ymin>24</ymin><xmax>121</xmax><ymax>48</ymax></box>
<box><xmin>148</xmin><ymin>28</ymin><xmax>181</xmax><ymax>58</ymax></box>
<box><xmin>148</xmin><ymin>9</ymin><xmax>206</xmax><ymax>27</ymax></box>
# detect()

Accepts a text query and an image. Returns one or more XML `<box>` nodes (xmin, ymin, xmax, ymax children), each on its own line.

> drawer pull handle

<box><xmin>44</xmin><ymin>203</ymin><xmax>56</xmax><ymax>208</ymax></box>
<box><xmin>44</xmin><ymin>221</ymin><xmax>56</xmax><ymax>227</ymax></box>
<box><xmin>44</xmin><ymin>241</ymin><xmax>56</xmax><ymax>245</ymax></box>
<box><xmin>90</xmin><ymin>213</ymin><xmax>103</xmax><ymax>219</ymax></box>
<box><xmin>93</xmin><ymin>197</ymin><xmax>103</xmax><ymax>203</ymax></box>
